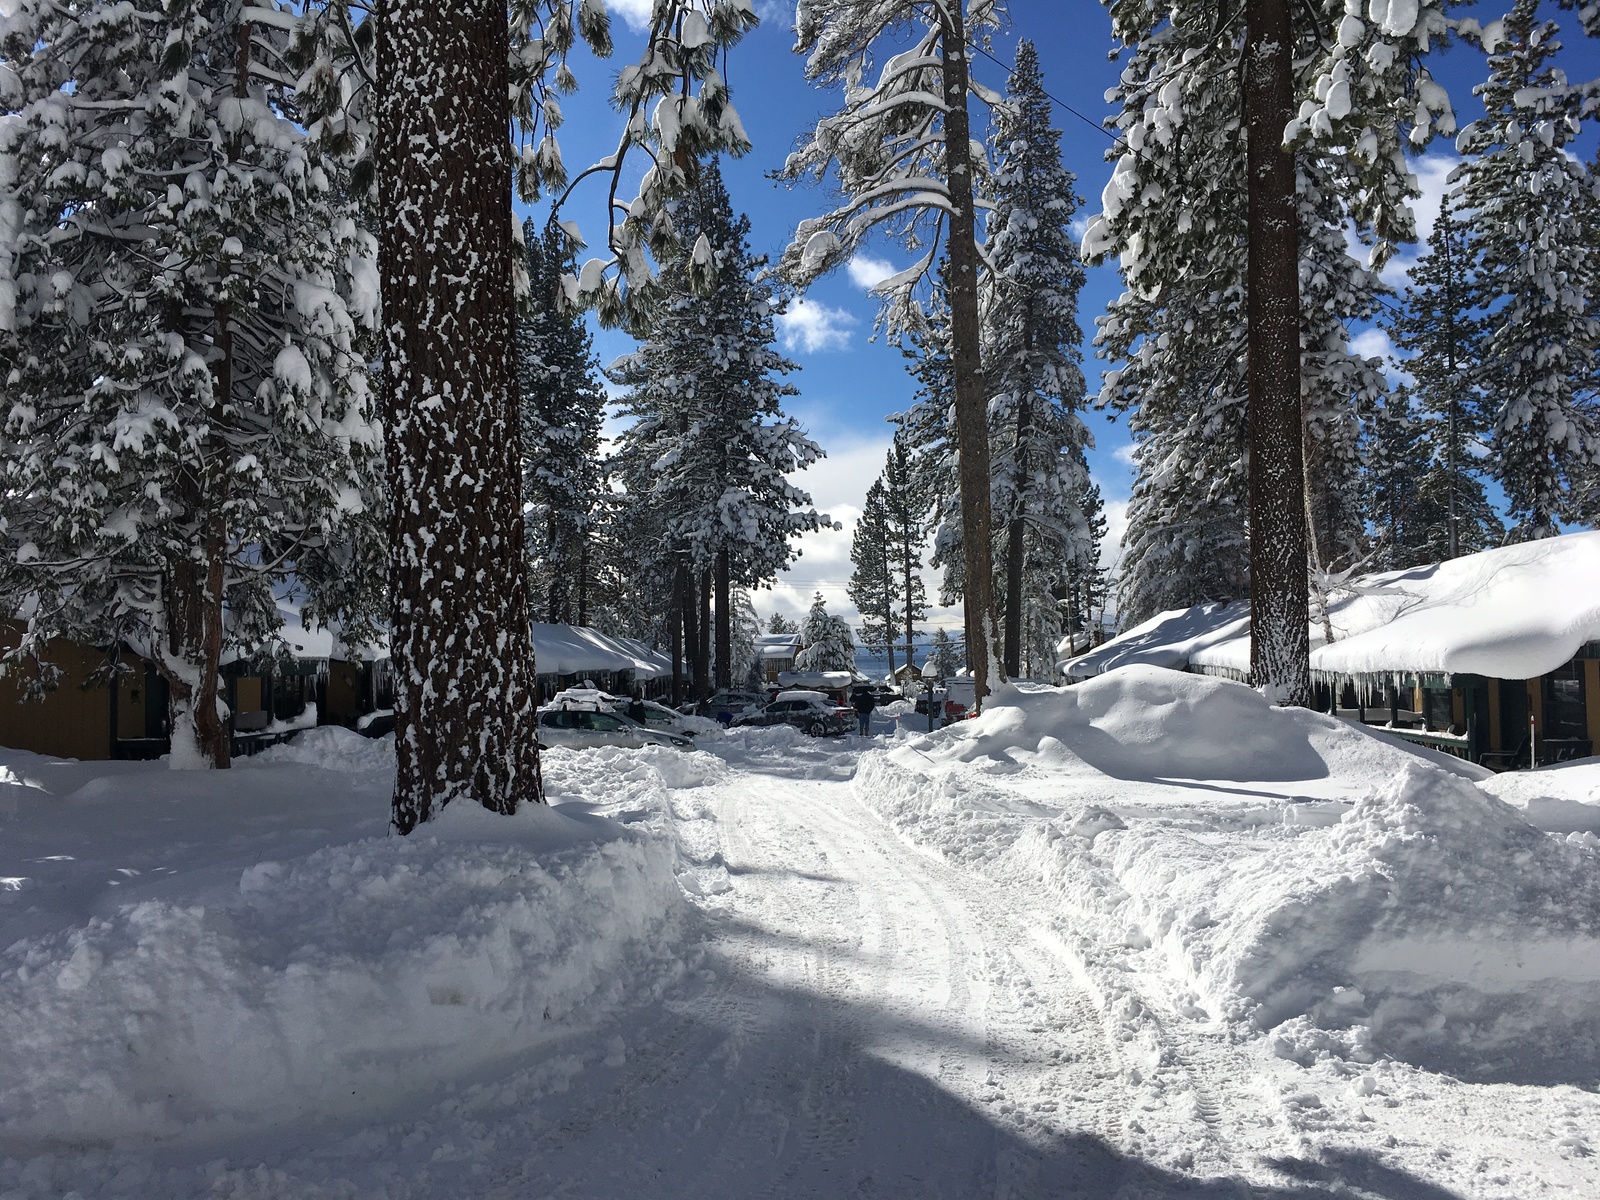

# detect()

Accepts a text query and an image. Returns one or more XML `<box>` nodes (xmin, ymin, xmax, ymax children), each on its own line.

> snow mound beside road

<box><xmin>904</xmin><ymin>665</ymin><xmax>1488</xmax><ymax>785</ymax></box>
<box><xmin>1098</xmin><ymin>764</ymin><xmax>1600</xmax><ymax>1078</ymax></box>
<box><xmin>857</xmin><ymin>669</ymin><xmax>1600</xmax><ymax>1080</ymax></box>
<box><xmin>0</xmin><ymin>747</ymin><xmax>688</xmax><ymax>1150</ymax></box>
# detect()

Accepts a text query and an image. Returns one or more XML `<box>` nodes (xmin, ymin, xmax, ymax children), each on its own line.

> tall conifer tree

<box><xmin>1456</xmin><ymin>1</ymin><xmax>1600</xmax><ymax>538</ymax></box>
<box><xmin>0</xmin><ymin>0</ymin><xmax>385</xmax><ymax>769</ymax></box>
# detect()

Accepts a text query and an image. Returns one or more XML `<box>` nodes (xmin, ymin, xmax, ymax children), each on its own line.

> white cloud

<box><xmin>1410</xmin><ymin>151</ymin><xmax>1460</xmax><ymax>245</ymax></box>
<box><xmin>1100</xmin><ymin>497</ymin><xmax>1130</xmax><ymax>571</ymax></box>
<box><xmin>776</xmin><ymin>298</ymin><xmax>857</xmax><ymax>353</ymax></box>
<box><xmin>608</xmin><ymin>0</ymin><xmax>654</xmax><ymax>32</ymax></box>
<box><xmin>1350</xmin><ymin>327</ymin><xmax>1394</xmax><ymax>363</ymax></box>
<box><xmin>1112</xmin><ymin>442</ymin><xmax>1139</xmax><ymax>466</ymax></box>
<box><xmin>846</xmin><ymin>255</ymin><xmax>896</xmax><ymax>291</ymax></box>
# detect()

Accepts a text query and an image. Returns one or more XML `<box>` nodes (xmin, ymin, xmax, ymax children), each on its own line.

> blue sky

<box><xmin>528</xmin><ymin>1</ymin><xmax>1600</xmax><ymax>634</ymax></box>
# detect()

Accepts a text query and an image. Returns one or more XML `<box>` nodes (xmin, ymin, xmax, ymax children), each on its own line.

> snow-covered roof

<box><xmin>755</xmin><ymin>633</ymin><xmax>802</xmax><ymax>659</ymax></box>
<box><xmin>776</xmin><ymin>669</ymin><xmax>855</xmax><ymax>690</ymax></box>
<box><xmin>1063</xmin><ymin>532</ymin><xmax>1600</xmax><ymax>683</ymax></box>
<box><xmin>532</xmin><ymin>624</ymin><xmax>669</xmax><ymax>679</ymax></box>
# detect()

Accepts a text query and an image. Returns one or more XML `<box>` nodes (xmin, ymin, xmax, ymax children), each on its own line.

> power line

<box><xmin>967</xmin><ymin>37</ymin><xmax>1412</xmax><ymax>323</ymax></box>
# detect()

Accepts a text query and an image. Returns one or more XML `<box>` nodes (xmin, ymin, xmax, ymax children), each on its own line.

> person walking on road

<box><xmin>851</xmin><ymin>687</ymin><xmax>877</xmax><ymax>736</ymax></box>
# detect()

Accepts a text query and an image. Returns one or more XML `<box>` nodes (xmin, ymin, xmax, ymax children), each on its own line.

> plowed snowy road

<box><xmin>486</xmin><ymin>770</ymin><xmax>1152</xmax><ymax>1199</ymax></box>
<box><xmin>484</xmin><ymin>747</ymin><xmax>1600</xmax><ymax>1200</ymax></box>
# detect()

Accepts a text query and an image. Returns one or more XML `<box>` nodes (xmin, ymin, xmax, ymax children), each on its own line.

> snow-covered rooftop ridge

<box><xmin>532</xmin><ymin>623</ymin><xmax>670</xmax><ymax>679</ymax></box>
<box><xmin>755</xmin><ymin>632</ymin><xmax>802</xmax><ymax>658</ymax></box>
<box><xmin>1063</xmin><ymin>532</ymin><xmax>1600</xmax><ymax>683</ymax></box>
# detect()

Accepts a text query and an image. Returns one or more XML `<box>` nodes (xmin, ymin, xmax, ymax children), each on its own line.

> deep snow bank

<box><xmin>854</xmin><ymin>669</ymin><xmax>1600</xmax><ymax>1079</ymax></box>
<box><xmin>0</xmin><ymin>738</ymin><xmax>694</xmax><ymax>1148</ymax></box>
<box><xmin>899</xmin><ymin>666</ymin><xmax>1488</xmax><ymax>786</ymax></box>
<box><xmin>1478</xmin><ymin>758</ymin><xmax>1600</xmax><ymax>835</ymax></box>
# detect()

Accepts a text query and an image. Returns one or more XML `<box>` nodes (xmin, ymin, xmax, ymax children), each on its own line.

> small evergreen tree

<box><xmin>848</xmin><ymin>479</ymin><xmax>899</xmax><ymax>677</ymax></box>
<box><xmin>613</xmin><ymin>162</ymin><xmax>827</xmax><ymax>694</ymax></box>
<box><xmin>795</xmin><ymin>592</ymin><xmax>855</xmax><ymax>673</ymax></box>
<box><xmin>983</xmin><ymin>41</ymin><xmax>1095</xmax><ymax>677</ymax></box>
<box><xmin>879</xmin><ymin>434</ymin><xmax>931</xmax><ymax>670</ymax></box>
<box><xmin>767</xmin><ymin>612</ymin><xmax>798</xmax><ymax>635</ymax></box>
<box><xmin>1383</xmin><ymin>198</ymin><xmax>1493</xmax><ymax>560</ymax></box>
<box><xmin>927</xmin><ymin>627</ymin><xmax>959</xmax><ymax>679</ymax></box>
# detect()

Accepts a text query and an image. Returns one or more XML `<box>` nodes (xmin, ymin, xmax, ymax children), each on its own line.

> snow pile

<box><xmin>1477</xmin><ymin>758</ymin><xmax>1600</xmax><ymax>835</ymax></box>
<box><xmin>1091</xmin><ymin>765</ymin><xmax>1600</xmax><ymax>1078</ymax></box>
<box><xmin>246</xmin><ymin>723</ymin><xmax>396</xmax><ymax>773</ymax></box>
<box><xmin>0</xmin><ymin>741</ymin><xmax>690</xmax><ymax>1149</ymax></box>
<box><xmin>892</xmin><ymin>667</ymin><xmax>1486</xmax><ymax>786</ymax></box>
<box><xmin>856</xmin><ymin>669</ymin><xmax>1599</xmax><ymax>1079</ymax></box>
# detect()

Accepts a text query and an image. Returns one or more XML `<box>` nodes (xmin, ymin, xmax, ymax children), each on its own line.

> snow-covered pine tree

<box><xmin>927</xmin><ymin>626</ymin><xmax>958</xmax><ymax>679</ymax></box>
<box><xmin>795</xmin><ymin>592</ymin><xmax>855</xmax><ymax>673</ymax></box>
<box><xmin>767</xmin><ymin>612</ymin><xmax>798</xmax><ymax>634</ymax></box>
<box><xmin>982</xmin><ymin>40</ymin><xmax>1096</xmax><ymax>679</ymax></box>
<box><xmin>725</xmin><ymin>588</ymin><xmax>763</xmax><ymax>689</ymax></box>
<box><xmin>1087</xmin><ymin>0</ymin><xmax>1455</xmax><ymax>688</ymax></box>
<box><xmin>848</xmin><ymin>478</ymin><xmax>899</xmax><ymax>678</ymax></box>
<box><xmin>894</xmin><ymin>284</ymin><xmax>964</xmax><ymax>609</ymax></box>
<box><xmin>879</xmin><ymin>433</ymin><xmax>931</xmax><ymax>671</ymax></box>
<box><xmin>611</xmin><ymin>160</ymin><xmax>826</xmax><ymax>694</ymax></box>
<box><xmin>519</xmin><ymin>218</ymin><xmax>608</xmax><ymax>624</ymax></box>
<box><xmin>781</xmin><ymin>0</ymin><xmax>1002</xmax><ymax>706</ymax></box>
<box><xmin>1381</xmin><ymin>198</ymin><xmax>1499</xmax><ymax>560</ymax></box>
<box><xmin>1455</xmin><ymin>1</ymin><xmax>1600</xmax><ymax>539</ymax></box>
<box><xmin>297</xmin><ymin>0</ymin><xmax>759</xmax><ymax>830</ymax></box>
<box><xmin>0</xmin><ymin>0</ymin><xmax>384</xmax><ymax>769</ymax></box>
<box><xmin>1363</xmin><ymin>385</ymin><xmax>1503</xmax><ymax>568</ymax></box>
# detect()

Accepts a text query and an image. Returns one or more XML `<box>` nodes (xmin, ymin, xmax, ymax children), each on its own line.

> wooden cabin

<box><xmin>1061</xmin><ymin>533</ymin><xmax>1600</xmax><ymax>770</ymax></box>
<box><xmin>0</xmin><ymin>618</ymin><xmax>392</xmax><ymax>761</ymax></box>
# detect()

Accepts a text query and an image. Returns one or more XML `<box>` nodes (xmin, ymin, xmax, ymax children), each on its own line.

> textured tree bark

<box><xmin>671</xmin><ymin>557</ymin><xmax>686</xmax><ymax>707</ymax></box>
<box><xmin>159</xmin><ymin>543</ymin><xmax>231</xmax><ymax>770</ymax></box>
<box><xmin>715</xmin><ymin>546</ymin><xmax>731</xmax><ymax>690</ymax></box>
<box><xmin>682</xmin><ymin>561</ymin><xmax>700</xmax><ymax>700</ymax></box>
<box><xmin>377</xmin><ymin>0</ymin><xmax>543</xmax><ymax>833</ymax></box>
<box><xmin>1243</xmin><ymin>0</ymin><xmax>1311</xmax><ymax>706</ymax></box>
<box><xmin>697</xmin><ymin>566</ymin><xmax>713</xmax><ymax>706</ymax></box>
<box><xmin>937</xmin><ymin>4</ymin><xmax>997</xmax><ymax>704</ymax></box>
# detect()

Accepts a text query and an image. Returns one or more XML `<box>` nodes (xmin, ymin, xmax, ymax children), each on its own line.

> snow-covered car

<box><xmin>731</xmin><ymin>690</ymin><xmax>853</xmax><ymax>737</ymax></box>
<box><xmin>690</xmin><ymin>689</ymin><xmax>767</xmax><ymax>722</ymax></box>
<box><xmin>536</xmin><ymin>707</ymin><xmax>693</xmax><ymax>751</ymax></box>
<box><xmin>547</xmin><ymin>687</ymin><xmax>701</xmax><ymax>738</ymax></box>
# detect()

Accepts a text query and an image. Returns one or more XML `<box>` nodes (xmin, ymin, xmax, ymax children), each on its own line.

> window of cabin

<box><xmin>1422</xmin><ymin>687</ymin><xmax>1453</xmax><ymax>732</ymax></box>
<box><xmin>1543</xmin><ymin>662</ymin><xmax>1586</xmax><ymax>741</ymax></box>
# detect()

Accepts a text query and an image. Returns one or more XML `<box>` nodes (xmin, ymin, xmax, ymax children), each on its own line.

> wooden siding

<box><xmin>0</xmin><ymin>623</ymin><xmax>113</xmax><ymax>760</ymax></box>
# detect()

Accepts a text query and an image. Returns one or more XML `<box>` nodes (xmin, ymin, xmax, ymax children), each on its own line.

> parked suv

<box><xmin>536</xmin><ymin>707</ymin><xmax>693</xmax><ymax>751</ymax></box>
<box><xmin>732</xmin><ymin>690</ymin><xmax>853</xmax><ymax>737</ymax></box>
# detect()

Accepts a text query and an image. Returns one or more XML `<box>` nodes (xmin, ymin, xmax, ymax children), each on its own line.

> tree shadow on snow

<box><xmin>481</xmin><ymin>922</ymin><xmax>1468</xmax><ymax>1200</ymax></box>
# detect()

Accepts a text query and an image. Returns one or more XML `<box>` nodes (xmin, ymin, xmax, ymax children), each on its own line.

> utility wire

<box><xmin>967</xmin><ymin>38</ymin><xmax>1415</xmax><ymax>323</ymax></box>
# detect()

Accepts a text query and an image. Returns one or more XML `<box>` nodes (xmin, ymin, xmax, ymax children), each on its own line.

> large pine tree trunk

<box><xmin>671</xmin><ymin>557</ymin><xmax>686</xmax><ymax>707</ymax></box>
<box><xmin>938</xmin><ymin>5</ymin><xmax>998</xmax><ymax>705</ymax></box>
<box><xmin>714</xmin><ymin>546</ymin><xmax>731</xmax><ymax>690</ymax></box>
<box><xmin>682</xmin><ymin>561</ymin><xmax>700</xmax><ymax>701</ymax></box>
<box><xmin>697</xmin><ymin>567</ymin><xmax>713</xmax><ymax>706</ymax></box>
<box><xmin>159</xmin><ymin>540</ymin><xmax>231</xmax><ymax>770</ymax></box>
<box><xmin>1243</xmin><ymin>0</ymin><xmax>1311</xmax><ymax>706</ymax></box>
<box><xmin>377</xmin><ymin>0</ymin><xmax>543</xmax><ymax>833</ymax></box>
